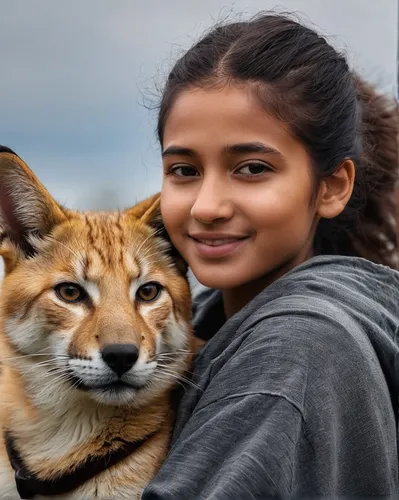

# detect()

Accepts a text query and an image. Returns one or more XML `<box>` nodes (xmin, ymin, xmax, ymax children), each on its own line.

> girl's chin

<box><xmin>192</xmin><ymin>266</ymin><xmax>256</xmax><ymax>290</ymax></box>
<box><xmin>190</xmin><ymin>259</ymin><xmax>290</xmax><ymax>292</ymax></box>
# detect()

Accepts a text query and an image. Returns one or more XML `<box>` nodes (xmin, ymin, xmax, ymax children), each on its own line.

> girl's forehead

<box><xmin>163</xmin><ymin>86</ymin><xmax>306</xmax><ymax>160</ymax></box>
<box><xmin>167</xmin><ymin>85</ymin><xmax>258</xmax><ymax>122</ymax></box>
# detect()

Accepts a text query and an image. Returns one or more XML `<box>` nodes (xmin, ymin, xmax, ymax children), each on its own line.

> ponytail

<box><xmin>353</xmin><ymin>77</ymin><xmax>398</xmax><ymax>267</ymax></box>
<box><xmin>317</xmin><ymin>76</ymin><xmax>399</xmax><ymax>268</ymax></box>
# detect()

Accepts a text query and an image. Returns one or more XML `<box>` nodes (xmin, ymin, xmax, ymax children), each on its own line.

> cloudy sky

<box><xmin>0</xmin><ymin>1</ymin><xmax>397</xmax><ymax>279</ymax></box>
<box><xmin>0</xmin><ymin>0</ymin><xmax>397</xmax><ymax>209</ymax></box>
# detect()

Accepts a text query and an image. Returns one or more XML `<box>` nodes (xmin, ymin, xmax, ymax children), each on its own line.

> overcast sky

<box><xmin>0</xmin><ymin>1</ymin><xmax>397</xmax><ymax>280</ymax></box>
<box><xmin>0</xmin><ymin>0</ymin><xmax>397</xmax><ymax>211</ymax></box>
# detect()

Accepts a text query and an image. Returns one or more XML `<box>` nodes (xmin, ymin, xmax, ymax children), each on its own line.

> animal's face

<box><xmin>0</xmin><ymin>148</ymin><xmax>191</xmax><ymax>407</ymax></box>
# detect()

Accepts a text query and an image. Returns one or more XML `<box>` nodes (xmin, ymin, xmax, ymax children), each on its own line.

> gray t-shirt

<box><xmin>142</xmin><ymin>256</ymin><xmax>399</xmax><ymax>499</ymax></box>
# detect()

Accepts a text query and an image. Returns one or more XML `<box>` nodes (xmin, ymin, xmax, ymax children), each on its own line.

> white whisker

<box><xmin>133</xmin><ymin>226</ymin><xmax>165</xmax><ymax>263</ymax></box>
<box><xmin>46</xmin><ymin>235</ymin><xmax>83</xmax><ymax>261</ymax></box>
<box><xmin>156</xmin><ymin>367</ymin><xmax>202</xmax><ymax>392</ymax></box>
<box><xmin>1</xmin><ymin>353</ymin><xmax>67</xmax><ymax>362</ymax></box>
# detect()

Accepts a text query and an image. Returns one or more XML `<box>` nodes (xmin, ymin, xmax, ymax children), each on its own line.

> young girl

<box><xmin>142</xmin><ymin>13</ymin><xmax>399</xmax><ymax>498</ymax></box>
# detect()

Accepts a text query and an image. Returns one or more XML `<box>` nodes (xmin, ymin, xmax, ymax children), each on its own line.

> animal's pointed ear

<box><xmin>127</xmin><ymin>193</ymin><xmax>188</xmax><ymax>276</ymax></box>
<box><xmin>0</xmin><ymin>147</ymin><xmax>66</xmax><ymax>261</ymax></box>
<box><xmin>127</xmin><ymin>193</ymin><xmax>162</xmax><ymax>230</ymax></box>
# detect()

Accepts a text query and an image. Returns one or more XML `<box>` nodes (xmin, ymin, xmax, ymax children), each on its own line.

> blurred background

<box><xmin>0</xmin><ymin>0</ymin><xmax>398</xmax><ymax>280</ymax></box>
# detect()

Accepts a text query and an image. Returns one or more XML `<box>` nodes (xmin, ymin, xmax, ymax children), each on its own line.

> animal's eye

<box><xmin>136</xmin><ymin>282</ymin><xmax>162</xmax><ymax>302</ymax></box>
<box><xmin>55</xmin><ymin>283</ymin><xmax>86</xmax><ymax>303</ymax></box>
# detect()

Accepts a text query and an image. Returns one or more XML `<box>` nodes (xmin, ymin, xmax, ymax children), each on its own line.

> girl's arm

<box><xmin>142</xmin><ymin>314</ymin><xmax>397</xmax><ymax>498</ymax></box>
<box><xmin>142</xmin><ymin>391</ymin><xmax>302</xmax><ymax>499</ymax></box>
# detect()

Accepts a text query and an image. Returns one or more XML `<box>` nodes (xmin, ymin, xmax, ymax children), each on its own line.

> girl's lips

<box><xmin>189</xmin><ymin>236</ymin><xmax>249</xmax><ymax>258</ymax></box>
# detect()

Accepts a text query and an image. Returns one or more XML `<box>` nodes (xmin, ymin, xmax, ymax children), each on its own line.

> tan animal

<box><xmin>0</xmin><ymin>147</ymin><xmax>193</xmax><ymax>499</ymax></box>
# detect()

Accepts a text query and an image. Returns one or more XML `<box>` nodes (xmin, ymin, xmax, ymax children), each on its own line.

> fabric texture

<box><xmin>142</xmin><ymin>256</ymin><xmax>399</xmax><ymax>499</ymax></box>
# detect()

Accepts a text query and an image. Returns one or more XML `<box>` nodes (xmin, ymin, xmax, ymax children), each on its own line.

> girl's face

<box><xmin>161</xmin><ymin>85</ymin><xmax>320</xmax><ymax>290</ymax></box>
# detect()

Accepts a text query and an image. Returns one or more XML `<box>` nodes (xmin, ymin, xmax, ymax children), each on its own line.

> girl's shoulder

<box><xmin>193</xmin><ymin>256</ymin><xmax>399</xmax><ymax>411</ymax></box>
<box><xmin>194</xmin><ymin>255</ymin><xmax>399</xmax><ymax>346</ymax></box>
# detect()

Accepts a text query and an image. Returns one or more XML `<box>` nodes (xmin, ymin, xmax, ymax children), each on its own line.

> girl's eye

<box><xmin>169</xmin><ymin>165</ymin><xmax>199</xmax><ymax>177</ymax></box>
<box><xmin>235</xmin><ymin>162</ymin><xmax>272</xmax><ymax>177</ymax></box>
<box><xmin>55</xmin><ymin>283</ymin><xmax>86</xmax><ymax>303</ymax></box>
<box><xmin>136</xmin><ymin>282</ymin><xmax>163</xmax><ymax>302</ymax></box>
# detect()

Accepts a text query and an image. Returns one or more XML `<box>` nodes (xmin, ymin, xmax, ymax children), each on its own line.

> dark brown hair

<box><xmin>157</xmin><ymin>13</ymin><xmax>399</xmax><ymax>268</ymax></box>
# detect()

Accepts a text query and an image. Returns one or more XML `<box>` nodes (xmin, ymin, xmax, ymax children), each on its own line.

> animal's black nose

<box><xmin>101</xmin><ymin>344</ymin><xmax>139</xmax><ymax>377</ymax></box>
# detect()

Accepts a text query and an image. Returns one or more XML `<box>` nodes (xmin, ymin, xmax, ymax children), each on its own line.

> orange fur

<box><xmin>0</xmin><ymin>150</ymin><xmax>194</xmax><ymax>499</ymax></box>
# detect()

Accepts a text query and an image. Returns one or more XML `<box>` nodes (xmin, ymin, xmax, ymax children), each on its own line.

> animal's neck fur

<box><xmin>0</xmin><ymin>361</ymin><xmax>170</xmax><ymax>479</ymax></box>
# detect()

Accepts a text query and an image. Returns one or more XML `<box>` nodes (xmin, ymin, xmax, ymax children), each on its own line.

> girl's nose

<box><xmin>190</xmin><ymin>177</ymin><xmax>234</xmax><ymax>224</ymax></box>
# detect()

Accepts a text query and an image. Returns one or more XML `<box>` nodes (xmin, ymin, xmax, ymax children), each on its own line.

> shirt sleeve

<box><xmin>141</xmin><ymin>392</ymin><xmax>303</xmax><ymax>499</ymax></box>
<box><xmin>142</xmin><ymin>310</ymin><xmax>397</xmax><ymax>499</ymax></box>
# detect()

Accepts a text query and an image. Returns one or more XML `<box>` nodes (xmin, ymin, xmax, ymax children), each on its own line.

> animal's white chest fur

<box><xmin>0</xmin><ymin>385</ymin><xmax>153</xmax><ymax>499</ymax></box>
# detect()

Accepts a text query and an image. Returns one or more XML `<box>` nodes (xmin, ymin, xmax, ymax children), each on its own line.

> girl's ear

<box><xmin>0</xmin><ymin>147</ymin><xmax>66</xmax><ymax>265</ymax></box>
<box><xmin>316</xmin><ymin>159</ymin><xmax>355</xmax><ymax>219</ymax></box>
<box><xmin>126</xmin><ymin>194</ymin><xmax>188</xmax><ymax>276</ymax></box>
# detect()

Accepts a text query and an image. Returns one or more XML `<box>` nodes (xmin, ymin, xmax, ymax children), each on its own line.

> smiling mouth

<box><xmin>189</xmin><ymin>235</ymin><xmax>250</xmax><ymax>258</ymax></box>
<box><xmin>192</xmin><ymin>237</ymin><xmax>247</xmax><ymax>246</ymax></box>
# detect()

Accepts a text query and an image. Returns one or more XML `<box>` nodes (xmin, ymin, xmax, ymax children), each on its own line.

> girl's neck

<box><xmin>222</xmin><ymin>251</ymin><xmax>313</xmax><ymax>318</ymax></box>
<box><xmin>222</xmin><ymin>279</ymin><xmax>269</xmax><ymax>319</ymax></box>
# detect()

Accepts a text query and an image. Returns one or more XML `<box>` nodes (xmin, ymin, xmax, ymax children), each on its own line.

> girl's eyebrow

<box><xmin>225</xmin><ymin>142</ymin><xmax>283</xmax><ymax>157</ymax></box>
<box><xmin>162</xmin><ymin>146</ymin><xmax>196</xmax><ymax>158</ymax></box>
<box><xmin>162</xmin><ymin>142</ymin><xmax>284</xmax><ymax>158</ymax></box>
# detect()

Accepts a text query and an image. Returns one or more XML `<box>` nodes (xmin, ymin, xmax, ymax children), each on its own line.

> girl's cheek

<box><xmin>161</xmin><ymin>193</ymin><xmax>183</xmax><ymax>235</ymax></box>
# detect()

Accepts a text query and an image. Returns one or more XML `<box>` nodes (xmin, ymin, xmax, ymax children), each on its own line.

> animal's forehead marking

<box><xmin>57</xmin><ymin>213</ymin><xmax>164</xmax><ymax>286</ymax></box>
<box><xmin>84</xmin><ymin>281</ymin><xmax>101</xmax><ymax>306</ymax></box>
<box><xmin>124</xmin><ymin>251</ymin><xmax>141</xmax><ymax>279</ymax></box>
<box><xmin>80</xmin><ymin>246</ymin><xmax>143</xmax><ymax>282</ymax></box>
